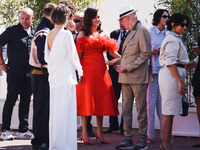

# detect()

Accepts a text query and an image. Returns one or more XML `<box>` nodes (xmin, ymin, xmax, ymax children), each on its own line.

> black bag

<box><xmin>180</xmin><ymin>94</ymin><xmax>189</xmax><ymax>117</ymax></box>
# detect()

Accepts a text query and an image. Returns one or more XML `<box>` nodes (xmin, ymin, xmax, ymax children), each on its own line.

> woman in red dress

<box><xmin>76</xmin><ymin>8</ymin><xmax>120</xmax><ymax>144</ymax></box>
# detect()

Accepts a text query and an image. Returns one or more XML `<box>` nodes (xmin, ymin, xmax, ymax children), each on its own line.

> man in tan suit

<box><xmin>106</xmin><ymin>6</ymin><xmax>153</xmax><ymax>150</ymax></box>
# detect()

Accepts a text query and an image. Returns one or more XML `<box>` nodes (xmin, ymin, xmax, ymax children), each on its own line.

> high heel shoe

<box><xmin>80</xmin><ymin>133</ymin><xmax>93</xmax><ymax>145</ymax></box>
<box><xmin>160</xmin><ymin>145</ymin><xmax>165</xmax><ymax>150</ymax></box>
<box><xmin>160</xmin><ymin>144</ymin><xmax>170</xmax><ymax>150</ymax></box>
<box><xmin>95</xmin><ymin>133</ymin><xmax>108</xmax><ymax>144</ymax></box>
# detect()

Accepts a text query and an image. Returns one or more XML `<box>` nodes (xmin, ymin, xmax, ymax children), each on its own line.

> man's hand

<box><xmin>105</xmin><ymin>58</ymin><xmax>118</xmax><ymax>66</ymax></box>
<box><xmin>67</xmin><ymin>20</ymin><xmax>76</xmax><ymax>31</ymax></box>
<box><xmin>115</xmin><ymin>65</ymin><xmax>127</xmax><ymax>73</ymax></box>
<box><xmin>192</xmin><ymin>47</ymin><xmax>200</xmax><ymax>54</ymax></box>
<box><xmin>0</xmin><ymin>63</ymin><xmax>8</xmax><ymax>72</ymax></box>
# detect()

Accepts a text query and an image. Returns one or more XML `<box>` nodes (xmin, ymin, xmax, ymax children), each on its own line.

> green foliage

<box><xmin>156</xmin><ymin>0</ymin><xmax>200</xmax><ymax>104</ymax></box>
<box><xmin>0</xmin><ymin>0</ymin><xmax>103</xmax><ymax>28</ymax></box>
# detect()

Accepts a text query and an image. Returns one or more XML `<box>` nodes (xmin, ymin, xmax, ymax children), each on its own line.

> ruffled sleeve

<box><xmin>76</xmin><ymin>37</ymin><xmax>85</xmax><ymax>53</ymax></box>
<box><xmin>103</xmin><ymin>35</ymin><xmax>119</xmax><ymax>52</ymax></box>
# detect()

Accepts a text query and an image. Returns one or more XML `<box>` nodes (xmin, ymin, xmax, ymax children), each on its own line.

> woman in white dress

<box><xmin>44</xmin><ymin>4</ymin><xmax>83</xmax><ymax>150</ymax></box>
<box><xmin>158</xmin><ymin>13</ymin><xmax>189</xmax><ymax>150</ymax></box>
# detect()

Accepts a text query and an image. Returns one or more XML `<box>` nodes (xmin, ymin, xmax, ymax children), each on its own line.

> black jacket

<box><xmin>35</xmin><ymin>17</ymin><xmax>54</xmax><ymax>65</ymax></box>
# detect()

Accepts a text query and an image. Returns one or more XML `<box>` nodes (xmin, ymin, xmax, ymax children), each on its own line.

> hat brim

<box><xmin>119</xmin><ymin>10</ymin><xmax>138</xmax><ymax>20</ymax></box>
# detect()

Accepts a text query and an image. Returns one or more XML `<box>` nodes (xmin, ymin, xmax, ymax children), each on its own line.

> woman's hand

<box><xmin>0</xmin><ymin>63</ymin><xmax>8</xmax><ymax>72</ymax></box>
<box><xmin>185</xmin><ymin>61</ymin><xmax>196</xmax><ymax>71</ymax></box>
<box><xmin>78</xmin><ymin>76</ymin><xmax>82</xmax><ymax>84</ymax></box>
<box><xmin>105</xmin><ymin>58</ymin><xmax>118</xmax><ymax>66</ymax></box>
<box><xmin>151</xmin><ymin>47</ymin><xmax>160</xmax><ymax>55</ymax></box>
<box><xmin>178</xmin><ymin>80</ymin><xmax>187</xmax><ymax>95</ymax></box>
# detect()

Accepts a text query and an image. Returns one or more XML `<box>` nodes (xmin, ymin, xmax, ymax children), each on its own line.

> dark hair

<box><xmin>166</xmin><ymin>13</ymin><xmax>189</xmax><ymax>31</ymax></box>
<box><xmin>43</xmin><ymin>3</ymin><xmax>57</xmax><ymax>16</ymax></box>
<box><xmin>82</xmin><ymin>8</ymin><xmax>102</xmax><ymax>36</ymax></box>
<box><xmin>51</xmin><ymin>4</ymin><xmax>70</xmax><ymax>24</ymax></box>
<box><xmin>58</xmin><ymin>0</ymin><xmax>75</xmax><ymax>10</ymax></box>
<box><xmin>152</xmin><ymin>9</ymin><xmax>169</xmax><ymax>26</ymax></box>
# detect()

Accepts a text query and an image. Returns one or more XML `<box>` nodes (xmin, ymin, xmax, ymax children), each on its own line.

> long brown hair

<box><xmin>82</xmin><ymin>8</ymin><xmax>102</xmax><ymax>36</ymax></box>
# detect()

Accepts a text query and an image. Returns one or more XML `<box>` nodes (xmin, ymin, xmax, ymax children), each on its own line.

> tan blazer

<box><xmin>118</xmin><ymin>21</ymin><xmax>153</xmax><ymax>84</ymax></box>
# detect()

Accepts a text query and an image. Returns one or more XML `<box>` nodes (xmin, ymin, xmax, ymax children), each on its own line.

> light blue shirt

<box><xmin>148</xmin><ymin>26</ymin><xmax>167</xmax><ymax>74</ymax></box>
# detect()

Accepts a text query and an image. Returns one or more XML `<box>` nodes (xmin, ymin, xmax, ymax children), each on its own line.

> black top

<box><xmin>192</xmin><ymin>55</ymin><xmax>200</xmax><ymax>86</ymax></box>
<box><xmin>0</xmin><ymin>23</ymin><xmax>35</xmax><ymax>75</ymax></box>
<box><xmin>35</xmin><ymin>17</ymin><xmax>54</xmax><ymax>65</ymax></box>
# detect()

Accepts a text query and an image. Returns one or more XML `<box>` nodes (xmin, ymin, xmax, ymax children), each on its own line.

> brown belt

<box><xmin>31</xmin><ymin>69</ymin><xmax>48</xmax><ymax>74</ymax></box>
<box><xmin>176</xmin><ymin>64</ymin><xmax>185</xmax><ymax>68</ymax></box>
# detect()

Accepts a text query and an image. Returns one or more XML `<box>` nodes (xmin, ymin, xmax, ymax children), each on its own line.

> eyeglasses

<box><xmin>162</xmin><ymin>15</ymin><xmax>169</xmax><ymax>19</ymax></box>
<box><xmin>180</xmin><ymin>23</ymin><xmax>187</xmax><ymax>27</ymax></box>
<box><xmin>73</xmin><ymin>19</ymin><xmax>82</xmax><ymax>23</ymax></box>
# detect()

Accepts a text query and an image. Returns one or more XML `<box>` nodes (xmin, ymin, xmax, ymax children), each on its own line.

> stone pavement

<box><xmin>0</xmin><ymin>128</ymin><xmax>200</xmax><ymax>150</ymax></box>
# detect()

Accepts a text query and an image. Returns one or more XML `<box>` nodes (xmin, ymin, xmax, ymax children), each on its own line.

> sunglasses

<box><xmin>73</xmin><ymin>19</ymin><xmax>82</xmax><ymax>23</ymax></box>
<box><xmin>162</xmin><ymin>15</ymin><xmax>169</xmax><ymax>19</ymax></box>
<box><xmin>180</xmin><ymin>23</ymin><xmax>187</xmax><ymax>27</ymax></box>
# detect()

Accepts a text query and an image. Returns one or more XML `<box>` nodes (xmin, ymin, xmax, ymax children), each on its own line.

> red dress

<box><xmin>76</xmin><ymin>34</ymin><xmax>119</xmax><ymax>116</ymax></box>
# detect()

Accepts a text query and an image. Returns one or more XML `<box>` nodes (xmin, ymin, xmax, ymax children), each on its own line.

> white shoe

<box><xmin>15</xmin><ymin>130</ymin><xmax>34</xmax><ymax>140</ymax></box>
<box><xmin>0</xmin><ymin>130</ymin><xmax>14</xmax><ymax>140</ymax></box>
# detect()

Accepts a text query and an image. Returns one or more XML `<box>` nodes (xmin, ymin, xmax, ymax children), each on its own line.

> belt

<box><xmin>176</xmin><ymin>64</ymin><xmax>185</xmax><ymax>68</ymax></box>
<box><xmin>31</xmin><ymin>69</ymin><xmax>48</xmax><ymax>74</ymax></box>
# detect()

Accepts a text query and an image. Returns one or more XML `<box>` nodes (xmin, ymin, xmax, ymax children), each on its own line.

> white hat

<box><xmin>119</xmin><ymin>6</ymin><xmax>138</xmax><ymax>20</ymax></box>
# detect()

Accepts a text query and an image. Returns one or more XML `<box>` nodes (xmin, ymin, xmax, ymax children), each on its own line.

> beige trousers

<box><xmin>122</xmin><ymin>83</ymin><xmax>148</xmax><ymax>141</ymax></box>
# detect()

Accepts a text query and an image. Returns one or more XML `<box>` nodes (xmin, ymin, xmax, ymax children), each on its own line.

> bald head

<box><xmin>20</xmin><ymin>8</ymin><xmax>34</xmax><ymax>29</ymax></box>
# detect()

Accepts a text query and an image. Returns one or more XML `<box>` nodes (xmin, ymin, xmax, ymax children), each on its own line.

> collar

<box><xmin>42</xmin><ymin>17</ymin><xmax>54</xmax><ymax>30</ymax></box>
<box><xmin>155</xmin><ymin>26</ymin><xmax>166</xmax><ymax>35</ymax></box>
<box><xmin>132</xmin><ymin>20</ymin><xmax>140</xmax><ymax>30</ymax></box>
<box><xmin>120</xmin><ymin>29</ymin><xmax>129</xmax><ymax>34</ymax></box>
<box><xmin>166</xmin><ymin>31</ymin><xmax>182</xmax><ymax>38</ymax></box>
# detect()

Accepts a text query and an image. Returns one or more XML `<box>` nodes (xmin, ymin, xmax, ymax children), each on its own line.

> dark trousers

<box><xmin>31</xmin><ymin>74</ymin><xmax>49</xmax><ymax>148</ymax></box>
<box><xmin>2</xmin><ymin>70</ymin><xmax>32</xmax><ymax>132</ymax></box>
<box><xmin>109</xmin><ymin>67</ymin><xmax>123</xmax><ymax>130</ymax></box>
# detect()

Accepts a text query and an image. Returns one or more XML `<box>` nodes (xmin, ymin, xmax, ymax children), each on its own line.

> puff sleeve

<box><xmin>103</xmin><ymin>35</ymin><xmax>119</xmax><ymax>52</ymax></box>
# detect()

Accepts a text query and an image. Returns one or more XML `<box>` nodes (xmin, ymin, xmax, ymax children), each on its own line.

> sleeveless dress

<box><xmin>45</xmin><ymin>29</ymin><xmax>83</xmax><ymax>150</ymax></box>
<box><xmin>76</xmin><ymin>34</ymin><xmax>119</xmax><ymax>116</ymax></box>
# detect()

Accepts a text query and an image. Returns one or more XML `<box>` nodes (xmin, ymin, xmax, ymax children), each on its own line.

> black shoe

<box><xmin>87</xmin><ymin>128</ymin><xmax>95</xmax><ymax>137</ymax></box>
<box><xmin>192</xmin><ymin>144</ymin><xmax>200</xmax><ymax>147</ymax></box>
<box><xmin>32</xmin><ymin>143</ymin><xmax>48</xmax><ymax>150</ymax></box>
<box><xmin>103</xmin><ymin>127</ymin><xmax>119</xmax><ymax>134</ymax></box>
<box><xmin>116</xmin><ymin>139</ymin><xmax>134</xmax><ymax>149</ymax></box>
<box><xmin>39</xmin><ymin>143</ymin><xmax>49</xmax><ymax>150</ymax></box>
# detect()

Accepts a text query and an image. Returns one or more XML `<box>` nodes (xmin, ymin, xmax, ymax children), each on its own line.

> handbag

<box><xmin>180</xmin><ymin>94</ymin><xmax>189</xmax><ymax>117</ymax></box>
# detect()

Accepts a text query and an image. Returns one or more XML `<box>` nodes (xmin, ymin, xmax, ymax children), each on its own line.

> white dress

<box><xmin>159</xmin><ymin>31</ymin><xmax>189</xmax><ymax>115</ymax></box>
<box><xmin>44</xmin><ymin>29</ymin><xmax>83</xmax><ymax>150</ymax></box>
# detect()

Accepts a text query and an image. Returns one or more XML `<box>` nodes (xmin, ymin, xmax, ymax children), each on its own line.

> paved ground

<box><xmin>0</xmin><ymin>128</ymin><xmax>200</xmax><ymax>150</ymax></box>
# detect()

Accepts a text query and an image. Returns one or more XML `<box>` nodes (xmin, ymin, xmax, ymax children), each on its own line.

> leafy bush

<box><xmin>0</xmin><ymin>0</ymin><xmax>103</xmax><ymax>28</ymax></box>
